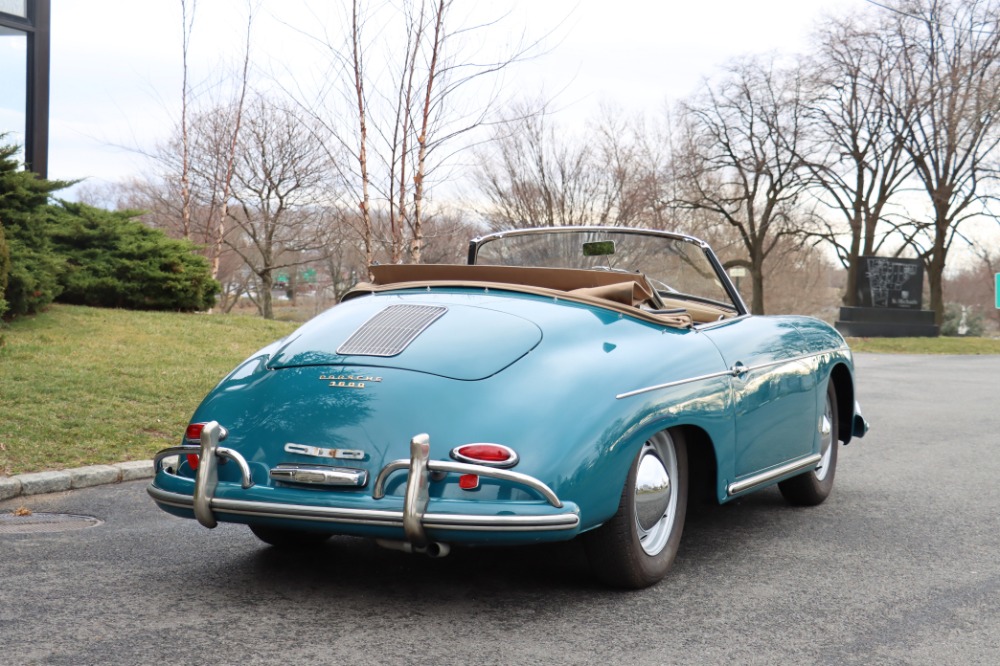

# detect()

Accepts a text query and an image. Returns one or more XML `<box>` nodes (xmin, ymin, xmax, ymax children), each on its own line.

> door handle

<box><xmin>730</xmin><ymin>361</ymin><xmax>748</xmax><ymax>378</ymax></box>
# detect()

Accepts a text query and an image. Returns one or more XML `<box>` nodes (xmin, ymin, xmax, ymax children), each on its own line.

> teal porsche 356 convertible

<box><xmin>149</xmin><ymin>227</ymin><xmax>868</xmax><ymax>588</ymax></box>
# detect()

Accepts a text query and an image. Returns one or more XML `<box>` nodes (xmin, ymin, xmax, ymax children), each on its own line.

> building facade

<box><xmin>1</xmin><ymin>0</ymin><xmax>50</xmax><ymax>177</ymax></box>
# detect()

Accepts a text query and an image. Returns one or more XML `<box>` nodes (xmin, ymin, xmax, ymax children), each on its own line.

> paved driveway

<box><xmin>2</xmin><ymin>353</ymin><xmax>999</xmax><ymax>665</ymax></box>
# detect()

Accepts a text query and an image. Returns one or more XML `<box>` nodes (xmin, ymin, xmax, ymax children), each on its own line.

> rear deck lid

<box><xmin>267</xmin><ymin>298</ymin><xmax>542</xmax><ymax>381</ymax></box>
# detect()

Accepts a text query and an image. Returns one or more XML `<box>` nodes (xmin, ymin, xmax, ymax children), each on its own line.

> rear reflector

<box><xmin>458</xmin><ymin>474</ymin><xmax>480</xmax><ymax>490</ymax></box>
<box><xmin>450</xmin><ymin>443</ymin><xmax>519</xmax><ymax>468</ymax></box>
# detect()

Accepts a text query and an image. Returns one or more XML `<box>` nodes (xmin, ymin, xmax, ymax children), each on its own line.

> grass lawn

<box><xmin>0</xmin><ymin>304</ymin><xmax>297</xmax><ymax>475</ymax></box>
<box><xmin>845</xmin><ymin>336</ymin><xmax>1000</xmax><ymax>354</ymax></box>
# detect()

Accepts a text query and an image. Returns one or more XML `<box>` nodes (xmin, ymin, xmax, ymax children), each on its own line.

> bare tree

<box><xmin>881</xmin><ymin>0</ymin><xmax>1000</xmax><ymax>324</ymax></box>
<box><xmin>674</xmin><ymin>57</ymin><xmax>814</xmax><ymax>314</ymax></box>
<box><xmin>475</xmin><ymin>101</ymin><xmax>662</xmax><ymax>230</ymax></box>
<box><xmin>476</xmin><ymin>105</ymin><xmax>603</xmax><ymax>229</ymax></box>
<box><xmin>179</xmin><ymin>0</ymin><xmax>196</xmax><ymax>240</ymax></box>
<box><xmin>804</xmin><ymin>14</ymin><xmax>916</xmax><ymax>306</ymax></box>
<box><xmin>208</xmin><ymin>2</ymin><xmax>255</xmax><ymax>281</ymax></box>
<box><xmin>290</xmin><ymin>0</ymin><xmax>545</xmax><ymax>267</ymax></box>
<box><xmin>225</xmin><ymin>95</ymin><xmax>338</xmax><ymax>319</ymax></box>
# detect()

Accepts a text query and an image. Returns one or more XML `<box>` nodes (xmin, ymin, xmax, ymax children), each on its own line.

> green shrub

<box><xmin>941</xmin><ymin>303</ymin><xmax>986</xmax><ymax>337</ymax></box>
<box><xmin>0</xmin><ymin>141</ymin><xmax>71</xmax><ymax>318</ymax></box>
<box><xmin>49</xmin><ymin>202</ymin><xmax>220</xmax><ymax>311</ymax></box>
<box><xmin>0</xmin><ymin>220</ymin><xmax>9</xmax><ymax>318</ymax></box>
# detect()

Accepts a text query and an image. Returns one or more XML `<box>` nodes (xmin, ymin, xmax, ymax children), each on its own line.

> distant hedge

<box><xmin>2</xmin><ymin>139</ymin><xmax>219</xmax><ymax>319</ymax></box>
<box><xmin>49</xmin><ymin>202</ymin><xmax>220</xmax><ymax>312</ymax></box>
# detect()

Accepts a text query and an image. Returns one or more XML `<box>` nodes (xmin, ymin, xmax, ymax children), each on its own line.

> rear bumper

<box><xmin>147</xmin><ymin>423</ymin><xmax>580</xmax><ymax>545</ymax></box>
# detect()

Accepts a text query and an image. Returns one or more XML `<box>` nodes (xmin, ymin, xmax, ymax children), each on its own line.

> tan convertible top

<box><xmin>342</xmin><ymin>264</ymin><xmax>697</xmax><ymax>329</ymax></box>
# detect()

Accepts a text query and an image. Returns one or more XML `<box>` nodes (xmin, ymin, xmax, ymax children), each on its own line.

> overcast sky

<box><xmin>41</xmin><ymin>0</ymin><xmax>871</xmax><ymax>192</ymax></box>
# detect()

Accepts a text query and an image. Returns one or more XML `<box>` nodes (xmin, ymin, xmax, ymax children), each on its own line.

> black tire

<box><xmin>584</xmin><ymin>429</ymin><xmax>688</xmax><ymax>589</ymax></box>
<box><xmin>779</xmin><ymin>380</ymin><xmax>839</xmax><ymax>506</ymax></box>
<box><xmin>249</xmin><ymin>524</ymin><xmax>333</xmax><ymax>548</ymax></box>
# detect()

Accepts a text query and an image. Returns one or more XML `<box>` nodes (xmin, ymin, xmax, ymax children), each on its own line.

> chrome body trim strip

<box><xmin>727</xmin><ymin>453</ymin><xmax>822</xmax><ymax>496</ymax></box>
<box><xmin>270</xmin><ymin>464</ymin><xmax>368</xmax><ymax>488</ymax></box>
<box><xmin>615</xmin><ymin>369</ymin><xmax>734</xmax><ymax>400</ymax></box>
<box><xmin>146</xmin><ymin>486</ymin><xmax>580</xmax><ymax>532</ymax></box>
<box><xmin>617</xmin><ymin>348</ymin><xmax>845</xmax><ymax>400</ymax></box>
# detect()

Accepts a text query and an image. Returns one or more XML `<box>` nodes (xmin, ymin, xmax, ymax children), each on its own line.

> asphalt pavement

<box><xmin>2</xmin><ymin>353</ymin><xmax>999</xmax><ymax>665</ymax></box>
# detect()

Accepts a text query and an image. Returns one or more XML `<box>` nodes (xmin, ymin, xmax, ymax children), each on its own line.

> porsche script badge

<box><xmin>319</xmin><ymin>373</ymin><xmax>383</xmax><ymax>389</ymax></box>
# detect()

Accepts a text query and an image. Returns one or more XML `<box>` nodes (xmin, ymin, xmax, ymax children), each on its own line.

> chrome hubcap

<box><xmin>634</xmin><ymin>431</ymin><xmax>679</xmax><ymax>556</ymax></box>
<box><xmin>814</xmin><ymin>394</ymin><xmax>834</xmax><ymax>482</ymax></box>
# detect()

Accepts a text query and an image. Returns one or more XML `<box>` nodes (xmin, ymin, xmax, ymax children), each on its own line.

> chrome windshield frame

<box><xmin>467</xmin><ymin>226</ymin><xmax>749</xmax><ymax>316</ymax></box>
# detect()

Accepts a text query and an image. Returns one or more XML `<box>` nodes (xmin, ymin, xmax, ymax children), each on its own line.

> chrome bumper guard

<box><xmin>149</xmin><ymin>424</ymin><xmax>579</xmax><ymax>544</ymax></box>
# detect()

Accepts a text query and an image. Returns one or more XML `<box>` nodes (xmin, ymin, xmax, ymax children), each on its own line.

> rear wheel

<box><xmin>249</xmin><ymin>525</ymin><xmax>332</xmax><ymax>548</ymax></box>
<box><xmin>779</xmin><ymin>381</ymin><xmax>839</xmax><ymax>506</ymax></box>
<box><xmin>584</xmin><ymin>429</ymin><xmax>688</xmax><ymax>589</ymax></box>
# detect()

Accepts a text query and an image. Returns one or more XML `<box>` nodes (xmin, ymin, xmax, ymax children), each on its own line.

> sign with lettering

<box><xmin>856</xmin><ymin>256</ymin><xmax>923</xmax><ymax>309</ymax></box>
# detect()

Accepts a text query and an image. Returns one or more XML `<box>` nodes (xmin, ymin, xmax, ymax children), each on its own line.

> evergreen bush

<box><xmin>0</xmin><ymin>221</ymin><xmax>9</xmax><ymax>319</ymax></box>
<box><xmin>49</xmin><ymin>202</ymin><xmax>220</xmax><ymax>311</ymax></box>
<box><xmin>0</xmin><ymin>142</ymin><xmax>70</xmax><ymax>318</ymax></box>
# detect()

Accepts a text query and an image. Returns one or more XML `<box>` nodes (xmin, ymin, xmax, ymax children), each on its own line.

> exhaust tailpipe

<box><xmin>376</xmin><ymin>539</ymin><xmax>451</xmax><ymax>558</ymax></box>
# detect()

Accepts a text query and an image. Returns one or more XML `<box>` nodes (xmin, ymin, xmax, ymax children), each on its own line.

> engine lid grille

<box><xmin>336</xmin><ymin>304</ymin><xmax>447</xmax><ymax>357</ymax></box>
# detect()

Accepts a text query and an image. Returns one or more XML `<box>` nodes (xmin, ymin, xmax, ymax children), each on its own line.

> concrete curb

<box><xmin>0</xmin><ymin>461</ymin><xmax>154</xmax><ymax>501</ymax></box>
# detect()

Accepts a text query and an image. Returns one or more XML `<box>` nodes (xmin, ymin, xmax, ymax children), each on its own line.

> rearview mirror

<box><xmin>583</xmin><ymin>240</ymin><xmax>616</xmax><ymax>257</ymax></box>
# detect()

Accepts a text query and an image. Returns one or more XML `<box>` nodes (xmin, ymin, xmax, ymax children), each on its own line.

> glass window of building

<box><xmin>0</xmin><ymin>1</ymin><xmax>27</xmax><ymax>18</ymax></box>
<box><xmin>0</xmin><ymin>24</ymin><xmax>28</xmax><ymax>161</ymax></box>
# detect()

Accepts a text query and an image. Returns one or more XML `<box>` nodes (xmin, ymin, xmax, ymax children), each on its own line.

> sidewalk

<box><xmin>0</xmin><ymin>461</ymin><xmax>154</xmax><ymax>501</ymax></box>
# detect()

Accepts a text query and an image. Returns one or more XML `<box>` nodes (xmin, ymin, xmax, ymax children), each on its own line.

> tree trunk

<box><xmin>750</xmin><ymin>266</ymin><xmax>766</xmax><ymax>314</ymax></box>
<box><xmin>260</xmin><ymin>270</ymin><xmax>274</xmax><ymax>320</ymax></box>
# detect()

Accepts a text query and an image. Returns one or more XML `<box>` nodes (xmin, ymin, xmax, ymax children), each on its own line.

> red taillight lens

<box><xmin>184</xmin><ymin>423</ymin><xmax>204</xmax><ymax>470</ymax></box>
<box><xmin>458</xmin><ymin>474</ymin><xmax>480</xmax><ymax>490</ymax></box>
<box><xmin>450</xmin><ymin>443</ymin><xmax>518</xmax><ymax>468</ymax></box>
<box><xmin>185</xmin><ymin>423</ymin><xmax>205</xmax><ymax>442</ymax></box>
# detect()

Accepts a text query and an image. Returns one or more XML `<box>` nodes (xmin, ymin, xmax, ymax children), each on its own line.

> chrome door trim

<box><xmin>615</xmin><ymin>369</ymin><xmax>734</xmax><ymax>400</ymax></box>
<box><xmin>616</xmin><ymin>348</ymin><xmax>847</xmax><ymax>400</ymax></box>
<box><xmin>727</xmin><ymin>453</ymin><xmax>822</xmax><ymax>496</ymax></box>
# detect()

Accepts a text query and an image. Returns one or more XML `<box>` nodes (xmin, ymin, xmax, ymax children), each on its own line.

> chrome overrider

<box><xmin>148</xmin><ymin>423</ymin><xmax>580</xmax><ymax>551</ymax></box>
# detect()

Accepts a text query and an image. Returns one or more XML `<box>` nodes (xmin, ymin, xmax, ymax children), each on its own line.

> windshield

<box><xmin>471</xmin><ymin>228</ymin><xmax>737</xmax><ymax>310</ymax></box>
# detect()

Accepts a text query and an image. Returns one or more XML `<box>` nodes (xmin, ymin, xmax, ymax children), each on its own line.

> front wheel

<box><xmin>584</xmin><ymin>429</ymin><xmax>688</xmax><ymax>589</ymax></box>
<box><xmin>249</xmin><ymin>524</ymin><xmax>332</xmax><ymax>548</ymax></box>
<box><xmin>779</xmin><ymin>381</ymin><xmax>839</xmax><ymax>506</ymax></box>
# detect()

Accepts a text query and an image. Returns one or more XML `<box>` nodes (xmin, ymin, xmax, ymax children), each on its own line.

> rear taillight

<box><xmin>185</xmin><ymin>423</ymin><xmax>205</xmax><ymax>443</ymax></box>
<box><xmin>449</xmin><ymin>443</ymin><xmax>518</xmax><ymax>468</ymax></box>
<box><xmin>183</xmin><ymin>422</ymin><xmax>229</xmax><ymax>470</ymax></box>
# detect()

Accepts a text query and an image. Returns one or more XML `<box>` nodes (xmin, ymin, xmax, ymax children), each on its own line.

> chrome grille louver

<box><xmin>337</xmin><ymin>304</ymin><xmax>447</xmax><ymax>357</ymax></box>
